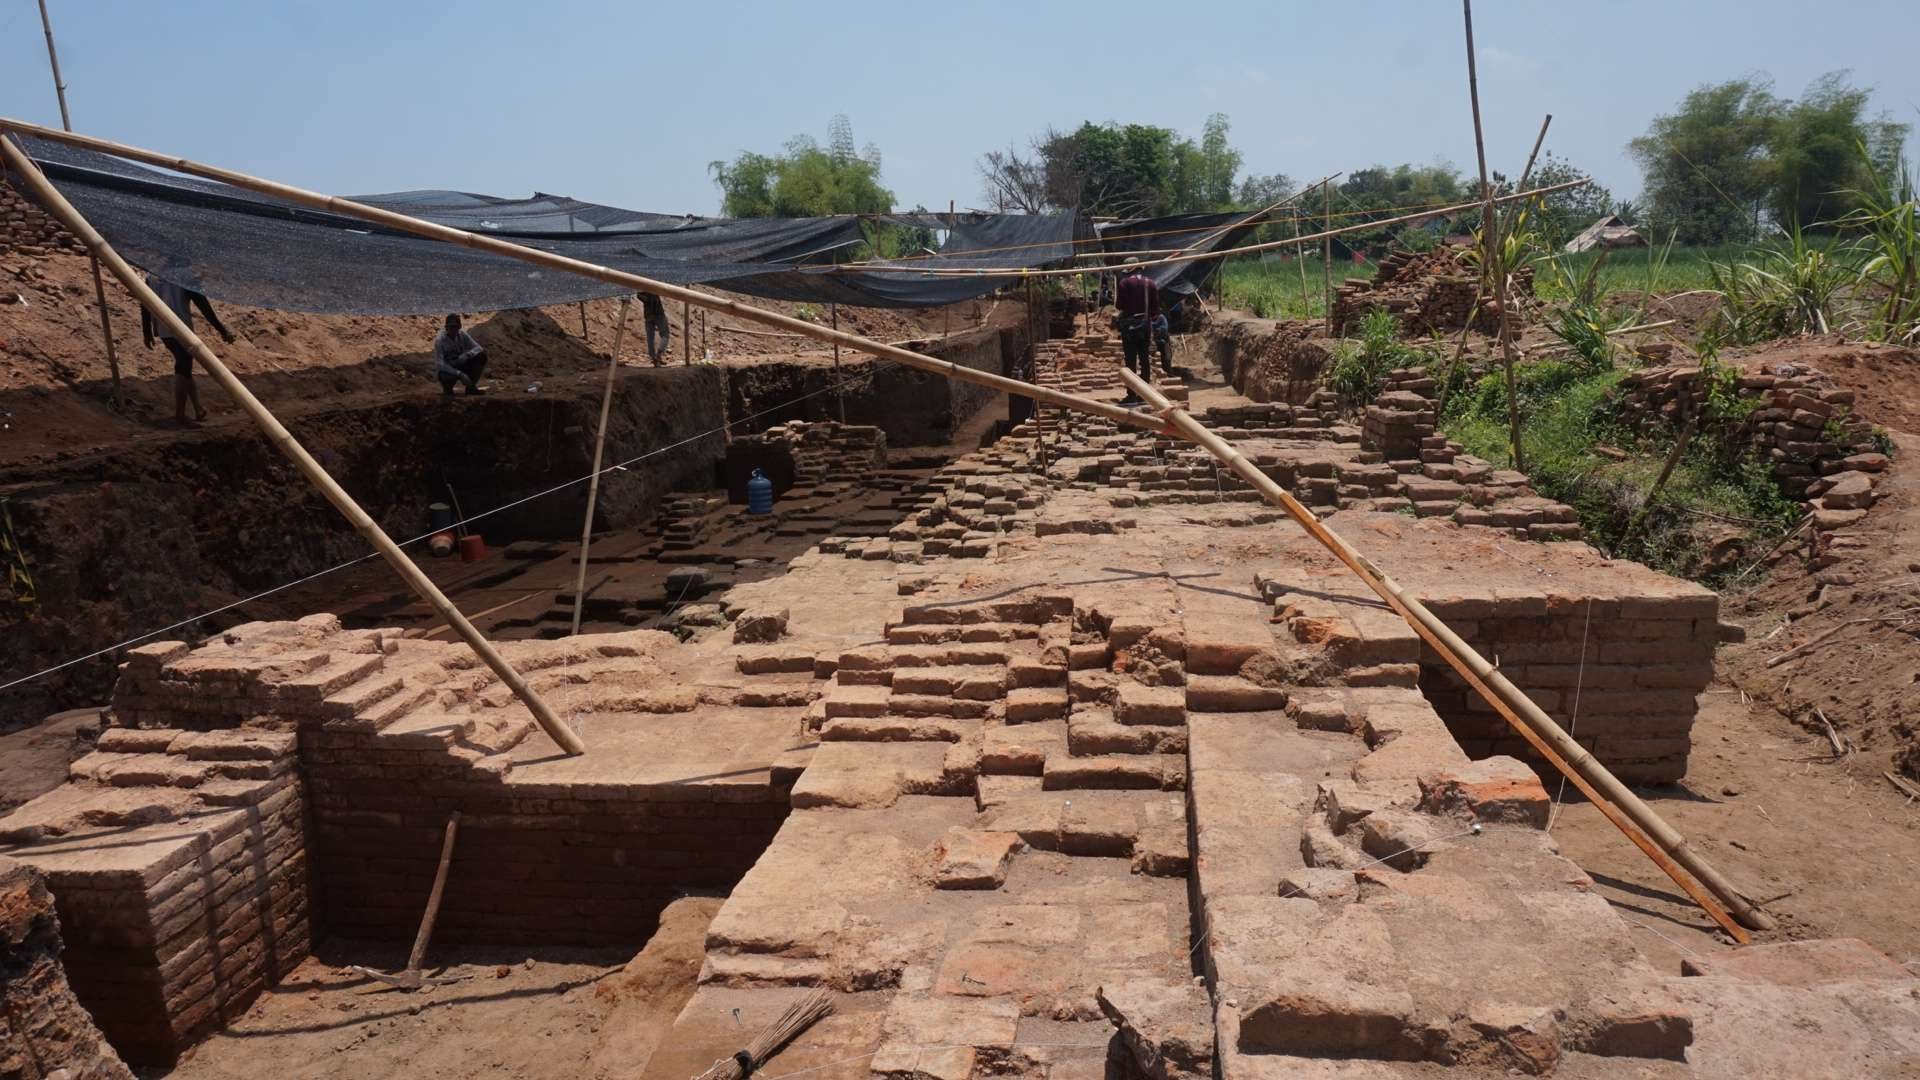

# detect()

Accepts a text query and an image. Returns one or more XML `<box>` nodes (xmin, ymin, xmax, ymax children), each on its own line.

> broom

<box><xmin>693</xmin><ymin>988</ymin><xmax>835</xmax><ymax>1080</ymax></box>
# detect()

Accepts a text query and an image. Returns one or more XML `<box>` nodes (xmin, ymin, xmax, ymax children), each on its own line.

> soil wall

<box><xmin>724</xmin><ymin>323</ymin><xmax>1030</xmax><ymax>447</ymax></box>
<box><xmin>1190</xmin><ymin>312</ymin><xmax>1332</xmax><ymax>404</ymax></box>
<box><xmin>0</xmin><ymin>368</ymin><xmax>726</xmax><ymax>733</ymax></box>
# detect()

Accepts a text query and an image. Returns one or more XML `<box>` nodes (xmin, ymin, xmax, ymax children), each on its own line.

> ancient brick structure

<box><xmin>0</xmin><ymin>175</ymin><xmax>77</xmax><ymax>258</ymax></box>
<box><xmin>1333</xmin><ymin>244</ymin><xmax>1534</xmax><ymax>337</ymax></box>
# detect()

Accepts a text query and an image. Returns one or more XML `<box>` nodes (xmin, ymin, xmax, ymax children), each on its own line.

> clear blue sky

<box><xmin>4</xmin><ymin>0</ymin><xmax>1917</xmax><ymax>216</ymax></box>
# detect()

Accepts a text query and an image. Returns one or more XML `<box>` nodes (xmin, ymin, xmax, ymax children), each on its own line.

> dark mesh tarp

<box><xmin>1096</xmin><ymin>211</ymin><xmax>1262</xmax><ymax>294</ymax></box>
<box><xmin>7</xmin><ymin>135</ymin><xmax>1071</xmax><ymax>314</ymax></box>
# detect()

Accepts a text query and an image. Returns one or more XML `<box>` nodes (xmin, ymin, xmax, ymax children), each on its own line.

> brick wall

<box><xmin>1418</xmin><ymin>590</ymin><xmax>1722</xmax><ymax>785</ymax></box>
<box><xmin>0</xmin><ymin>728</ymin><xmax>308</xmax><ymax>1066</ymax></box>
<box><xmin>0</xmin><ymin>173</ymin><xmax>78</xmax><ymax>257</ymax></box>
<box><xmin>1</xmin><ymin>856</ymin><xmax>134</xmax><ymax>1080</ymax></box>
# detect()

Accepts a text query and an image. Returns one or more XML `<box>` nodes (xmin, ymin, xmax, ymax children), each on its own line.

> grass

<box><xmin>1441</xmin><ymin>361</ymin><xmax>1800</xmax><ymax>582</ymax></box>
<box><xmin>1217</xmin><ymin>253</ymin><xmax>1375</xmax><ymax>319</ymax></box>
<box><xmin>1532</xmin><ymin>243</ymin><xmax>1738</xmax><ymax>302</ymax></box>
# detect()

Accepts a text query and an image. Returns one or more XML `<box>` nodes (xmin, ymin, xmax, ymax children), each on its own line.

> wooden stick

<box><xmin>0</xmin><ymin>135</ymin><xmax>587</xmax><ymax>757</ymax></box>
<box><xmin>1462</xmin><ymin>0</ymin><xmax>1525</xmax><ymax>474</ymax></box>
<box><xmin>573</xmin><ymin>295</ymin><xmax>632</xmax><ymax>636</ymax></box>
<box><xmin>1885</xmin><ymin>771</ymin><xmax>1920</xmax><ymax>801</ymax></box>
<box><xmin>1120</xmin><ymin>366</ymin><xmax>1766</xmax><ymax>938</ymax></box>
<box><xmin>0</xmin><ymin>119</ymin><xmax>1180</xmax><ymax>439</ymax></box>
<box><xmin>1765</xmin><ymin>616</ymin><xmax>1912</xmax><ymax>668</ymax></box>
<box><xmin>414</xmin><ymin>590</ymin><xmax>545</xmax><ymax>639</ymax></box>
<box><xmin>682</xmin><ymin>298</ymin><xmax>691</xmax><ymax>365</ymax></box>
<box><xmin>407</xmin><ymin>811</ymin><xmax>461</xmax><ymax>974</ymax></box>
<box><xmin>1322</xmin><ymin>179</ymin><xmax>1333</xmax><ymax>331</ymax></box>
<box><xmin>1731</xmin><ymin>512</ymin><xmax>1814</xmax><ymax>582</ymax></box>
<box><xmin>830</xmin><ymin>303</ymin><xmax>845</xmax><ymax>423</ymax></box>
<box><xmin>35</xmin><ymin>1</ymin><xmax>123</xmax><ymax>411</ymax></box>
<box><xmin>1618</xmin><ymin>402</ymin><xmax>1700</xmax><ymax>550</ymax></box>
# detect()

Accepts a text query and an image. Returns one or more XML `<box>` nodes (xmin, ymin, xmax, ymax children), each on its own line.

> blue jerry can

<box><xmin>746</xmin><ymin>468</ymin><xmax>774</xmax><ymax>514</ymax></box>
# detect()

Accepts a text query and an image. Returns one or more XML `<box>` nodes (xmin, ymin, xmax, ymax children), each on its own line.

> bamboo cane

<box><xmin>1322</xmin><ymin>179</ymin><xmax>1333</xmax><ymax>332</ymax></box>
<box><xmin>0</xmin><ymin>135</ymin><xmax>587</xmax><ymax>758</ymax></box>
<box><xmin>1119</xmin><ymin>366</ymin><xmax>1768</xmax><ymax>936</ymax></box>
<box><xmin>830</xmin><ymin>303</ymin><xmax>846</xmax><ymax>423</ymax></box>
<box><xmin>572</xmin><ymin>295</ymin><xmax>633</xmax><ymax>636</ymax></box>
<box><xmin>35</xmin><ymin>1</ymin><xmax>124</xmax><ymax>411</ymax></box>
<box><xmin>1462</xmin><ymin>0</ymin><xmax>1525</xmax><ymax>474</ymax></box>
<box><xmin>0</xmin><ymin>120</ymin><xmax>1177</xmax><ymax>439</ymax></box>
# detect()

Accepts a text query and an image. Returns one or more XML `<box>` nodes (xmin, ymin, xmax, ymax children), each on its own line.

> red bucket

<box><xmin>458</xmin><ymin>534</ymin><xmax>487</xmax><ymax>562</ymax></box>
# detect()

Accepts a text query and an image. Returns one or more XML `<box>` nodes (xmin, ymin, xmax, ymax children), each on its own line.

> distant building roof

<box><xmin>1564</xmin><ymin>214</ymin><xmax>1646</xmax><ymax>253</ymax></box>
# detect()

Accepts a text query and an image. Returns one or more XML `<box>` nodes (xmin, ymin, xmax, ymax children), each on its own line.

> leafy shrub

<box><xmin>1328</xmin><ymin>308</ymin><xmax>1423</xmax><ymax>404</ymax></box>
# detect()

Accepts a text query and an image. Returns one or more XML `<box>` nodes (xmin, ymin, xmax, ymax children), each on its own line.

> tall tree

<box><xmin>1526</xmin><ymin>152</ymin><xmax>1614</xmax><ymax>243</ymax></box>
<box><xmin>1766</xmin><ymin>71</ymin><xmax>1910</xmax><ymax>228</ymax></box>
<box><xmin>709</xmin><ymin>115</ymin><xmax>894</xmax><ymax>218</ymax></box>
<box><xmin>1628</xmin><ymin>79</ymin><xmax>1783</xmax><ymax>243</ymax></box>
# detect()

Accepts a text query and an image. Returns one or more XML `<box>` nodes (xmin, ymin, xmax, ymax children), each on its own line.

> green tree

<box><xmin>1767</xmin><ymin>72</ymin><xmax>1910</xmax><ymax>228</ymax></box>
<box><xmin>709</xmin><ymin>115</ymin><xmax>894</xmax><ymax>218</ymax></box>
<box><xmin>1629</xmin><ymin>79</ymin><xmax>1783</xmax><ymax>243</ymax></box>
<box><xmin>1527</xmin><ymin>152</ymin><xmax>1614</xmax><ymax>244</ymax></box>
<box><xmin>986</xmin><ymin>116</ymin><xmax>1250</xmax><ymax>217</ymax></box>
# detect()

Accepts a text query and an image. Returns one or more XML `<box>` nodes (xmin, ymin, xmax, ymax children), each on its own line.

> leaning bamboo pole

<box><xmin>0</xmin><ymin>119</ymin><xmax>1768</xmax><ymax>931</ymax></box>
<box><xmin>1118</xmin><ymin>368</ymin><xmax>1768</xmax><ymax>937</ymax></box>
<box><xmin>1462</xmin><ymin>0</ymin><xmax>1525</xmax><ymax>473</ymax></box>
<box><xmin>0</xmin><ymin>135</ymin><xmax>587</xmax><ymax>758</ymax></box>
<box><xmin>0</xmin><ymin>120</ymin><xmax>1176</xmax><ymax>439</ymax></box>
<box><xmin>572</xmin><ymin>295</ymin><xmax>633</xmax><ymax>636</ymax></box>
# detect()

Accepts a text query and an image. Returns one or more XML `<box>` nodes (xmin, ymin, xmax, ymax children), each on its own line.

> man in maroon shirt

<box><xmin>1113</xmin><ymin>258</ymin><xmax>1160</xmax><ymax>404</ymax></box>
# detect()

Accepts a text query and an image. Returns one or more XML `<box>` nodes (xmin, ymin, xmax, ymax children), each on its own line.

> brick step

<box><xmin>821</xmin><ymin>683</ymin><xmax>891</xmax><ymax>719</ymax></box>
<box><xmin>1067</xmin><ymin>709</ymin><xmax>1187</xmax><ymax>756</ymax></box>
<box><xmin>1112</xmin><ymin>683</ymin><xmax>1188</xmax><ymax>726</ymax></box>
<box><xmin>898</xmin><ymin>595</ymin><xmax>1072</xmax><ymax>627</ymax></box>
<box><xmin>886</xmin><ymin>622</ymin><xmax>1041</xmax><ymax>646</ymax></box>
<box><xmin>888</xmin><ymin>694</ymin><xmax>994</xmax><ymax>719</ymax></box>
<box><xmin>889</xmin><ymin>643</ymin><xmax>1014</xmax><ymax>668</ymax></box>
<box><xmin>1184</xmin><ymin>675</ymin><xmax>1289</xmax><ymax>713</ymax></box>
<box><xmin>890</xmin><ymin>665</ymin><xmax>1008</xmax><ymax>700</ymax></box>
<box><xmin>819</xmin><ymin>716</ymin><xmax>982</xmax><ymax>743</ymax></box>
<box><xmin>1041</xmin><ymin>753</ymin><xmax>1186</xmax><ymax>792</ymax></box>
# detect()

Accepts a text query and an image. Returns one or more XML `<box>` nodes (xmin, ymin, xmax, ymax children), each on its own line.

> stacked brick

<box><xmin>1614</xmin><ymin>363</ymin><xmax>1889</xmax><ymax>532</ymax></box>
<box><xmin>1</xmin><ymin>857</ymin><xmax>134</xmax><ymax>1080</ymax></box>
<box><xmin>737</xmin><ymin>420</ymin><xmax>887</xmax><ymax>487</ymax></box>
<box><xmin>0</xmin><ymin>728</ymin><xmax>307</xmax><ymax>1066</ymax></box>
<box><xmin>0</xmin><ymin>175</ymin><xmax>79</xmax><ymax>257</ymax></box>
<box><xmin>1332</xmin><ymin>244</ymin><xmax>1533</xmax><ymax>337</ymax></box>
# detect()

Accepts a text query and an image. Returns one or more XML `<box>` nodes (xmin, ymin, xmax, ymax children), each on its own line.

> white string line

<box><xmin>0</xmin><ymin>362</ymin><xmax>896</xmax><ymax>694</ymax></box>
<box><xmin>1546</xmin><ymin>596</ymin><xmax>1594</xmax><ymax>832</ymax></box>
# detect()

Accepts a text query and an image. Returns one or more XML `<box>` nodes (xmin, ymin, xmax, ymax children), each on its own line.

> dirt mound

<box><xmin>1723</xmin><ymin>336</ymin><xmax>1920</xmax><ymax>436</ymax></box>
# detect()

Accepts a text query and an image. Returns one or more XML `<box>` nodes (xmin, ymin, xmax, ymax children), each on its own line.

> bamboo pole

<box><xmin>830</xmin><ymin>303</ymin><xmax>845</xmax><ymax>423</ymax></box>
<box><xmin>681</xmin><ymin>299</ymin><xmax>690</xmax><ymax>365</ymax></box>
<box><xmin>0</xmin><ymin>121</ymin><xmax>1178</xmax><ymax>438</ymax></box>
<box><xmin>1322</xmin><ymin>179</ymin><xmax>1333</xmax><ymax>332</ymax></box>
<box><xmin>1618</xmin><ymin>401</ymin><xmax>1700</xmax><ymax>552</ymax></box>
<box><xmin>1119</xmin><ymin>365</ymin><xmax>1769</xmax><ymax>936</ymax></box>
<box><xmin>1462</xmin><ymin>0</ymin><xmax>1525</xmax><ymax>473</ymax></box>
<box><xmin>0</xmin><ymin>135</ymin><xmax>587</xmax><ymax>757</ymax></box>
<box><xmin>572</xmin><ymin>295</ymin><xmax>633</xmax><ymax>636</ymax></box>
<box><xmin>35</xmin><ymin>1</ymin><xmax>124</xmax><ymax>412</ymax></box>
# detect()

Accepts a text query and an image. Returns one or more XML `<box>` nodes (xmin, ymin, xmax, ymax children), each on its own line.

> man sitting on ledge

<box><xmin>432</xmin><ymin>313</ymin><xmax>488</xmax><ymax>397</ymax></box>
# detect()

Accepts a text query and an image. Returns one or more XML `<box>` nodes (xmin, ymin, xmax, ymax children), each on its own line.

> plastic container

<box><xmin>428</xmin><ymin>530</ymin><xmax>456</xmax><ymax>557</ymax></box>
<box><xmin>459</xmin><ymin>534</ymin><xmax>487</xmax><ymax>562</ymax></box>
<box><xmin>746</xmin><ymin>468</ymin><xmax>774</xmax><ymax>514</ymax></box>
<box><xmin>429</xmin><ymin>502</ymin><xmax>454</xmax><ymax>532</ymax></box>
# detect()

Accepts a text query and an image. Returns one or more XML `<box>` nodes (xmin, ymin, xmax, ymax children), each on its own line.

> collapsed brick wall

<box><xmin>1613</xmin><ymin>363</ymin><xmax>1888</xmax><ymax>529</ymax></box>
<box><xmin>0</xmin><ymin>173</ymin><xmax>78</xmax><ymax>257</ymax></box>
<box><xmin>0</xmin><ymin>725</ymin><xmax>308</xmax><ymax>1066</ymax></box>
<box><xmin>1333</xmin><ymin>245</ymin><xmax>1533</xmax><ymax>337</ymax></box>
<box><xmin>1</xmin><ymin>856</ymin><xmax>134</xmax><ymax>1080</ymax></box>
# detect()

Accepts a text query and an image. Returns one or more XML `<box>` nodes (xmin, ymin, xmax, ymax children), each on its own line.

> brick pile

<box><xmin>0</xmin><ymin>727</ymin><xmax>307</xmax><ymax>1065</ymax></box>
<box><xmin>1332</xmin><ymin>244</ymin><xmax>1533</xmax><ymax>337</ymax></box>
<box><xmin>1</xmin><ymin>857</ymin><xmax>134</xmax><ymax>1080</ymax></box>
<box><xmin>1613</xmin><ymin>363</ymin><xmax>1889</xmax><ymax>536</ymax></box>
<box><xmin>0</xmin><ymin>175</ymin><xmax>79</xmax><ymax>258</ymax></box>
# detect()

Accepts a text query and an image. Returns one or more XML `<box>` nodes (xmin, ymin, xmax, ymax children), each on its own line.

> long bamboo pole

<box><xmin>1322</xmin><ymin>179</ymin><xmax>1334</xmax><ymax>332</ymax></box>
<box><xmin>0</xmin><ymin>135</ymin><xmax>587</xmax><ymax>757</ymax></box>
<box><xmin>806</xmin><ymin>180</ymin><xmax>1594</xmax><ymax>278</ymax></box>
<box><xmin>1119</xmin><ymin>365</ymin><xmax>1769</xmax><ymax>936</ymax></box>
<box><xmin>35</xmin><ymin>1</ymin><xmax>124</xmax><ymax>412</ymax></box>
<box><xmin>1461</xmin><ymin>0</ymin><xmax>1525</xmax><ymax>473</ymax></box>
<box><xmin>572</xmin><ymin>295</ymin><xmax>633</xmax><ymax>636</ymax></box>
<box><xmin>0</xmin><ymin>120</ymin><xmax>1176</xmax><ymax>439</ymax></box>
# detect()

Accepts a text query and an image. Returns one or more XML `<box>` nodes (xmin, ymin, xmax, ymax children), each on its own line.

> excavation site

<box><xmin>3</xmin><ymin>8</ymin><xmax>1920</xmax><ymax>1079</ymax></box>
